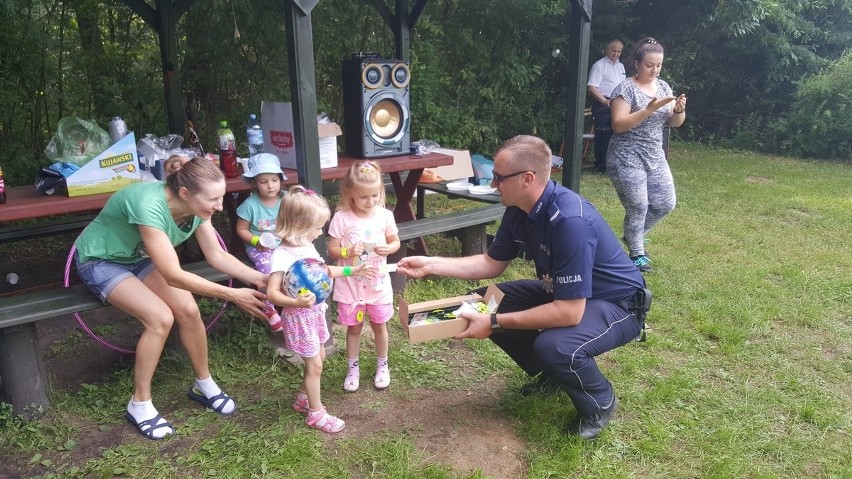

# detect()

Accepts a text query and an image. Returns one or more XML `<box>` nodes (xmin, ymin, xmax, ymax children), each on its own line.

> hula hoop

<box><xmin>64</xmin><ymin>231</ymin><xmax>233</xmax><ymax>356</ymax></box>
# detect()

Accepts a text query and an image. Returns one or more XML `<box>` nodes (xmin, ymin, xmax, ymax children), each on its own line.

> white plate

<box><xmin>446</xmin><ymin>182</ymin><xmax>472</xmax><ymax>191</ymax></box>
<box><xmin>468</xmin><ymin>185</ymin><xmax>497</xmax><ymax>195</ymax></box>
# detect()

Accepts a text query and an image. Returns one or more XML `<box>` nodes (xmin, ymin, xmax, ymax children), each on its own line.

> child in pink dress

<box><xmin>328</xmin><ymin>161</ymin><xmax>401</xmax><ymax>392</ymax></box>
<box><xmin>266</xmin><ymin>185</ymin><xmax>372</xmax><ymax>433</ymax></box>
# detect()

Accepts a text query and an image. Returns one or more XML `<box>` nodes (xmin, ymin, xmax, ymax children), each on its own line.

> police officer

<box><xmin>397</xmin><ymin>135</ymin><xmax>648</xmax><ymax>440</ymax></box>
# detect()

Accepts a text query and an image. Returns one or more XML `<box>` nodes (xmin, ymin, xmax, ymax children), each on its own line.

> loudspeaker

<box><xmin>342</xmin><ymin>55</ymin><xmax>411</xmax><ymax>158</ymax></box>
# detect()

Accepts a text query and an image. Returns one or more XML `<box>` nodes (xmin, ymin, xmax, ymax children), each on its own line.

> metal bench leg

<box><xmin>460</xmin><ymin>225</ymin><xmax>489</xmax><ymax>256</ymax></box>
<box><xmin>0</xmin><ymin>324</ymin><xmax>50</xmax><ymax>417</ymax></box>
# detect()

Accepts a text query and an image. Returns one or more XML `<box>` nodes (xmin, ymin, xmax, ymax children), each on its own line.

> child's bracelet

<box><xmin>343</xmin><ymin>266</ymin><xmax>352</xmax><ymax>277</ymax></box>
<box><xmin>341</xmin><ymin>247</ymin><xmax>349</xmax><ymax>259</ymax></box>
<box><xmin>250</xmin><ymin>236</ymin><xmax>260</xmax><ymax>247</ymax></box>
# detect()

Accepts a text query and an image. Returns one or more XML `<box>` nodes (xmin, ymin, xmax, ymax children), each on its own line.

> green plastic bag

<box><xmin>44</xmin><ymin>117</ymin><xmax>111</xmax><ymax>166</ymax></box>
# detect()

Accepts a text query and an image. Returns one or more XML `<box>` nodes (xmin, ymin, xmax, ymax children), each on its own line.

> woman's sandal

<box><xmin>125</xmin><ymin>412</ymin><xmax>174</xmax><ymax>441</ymax></box>
<box><xmin>305</xmin><ymin>407</ymin><xmax>345</xmax><ymax>433</ymax></box>
<box><xmin>187</xmin><ymin>388</ymin><xmax>238</xmax><ymax>416</ymax></box>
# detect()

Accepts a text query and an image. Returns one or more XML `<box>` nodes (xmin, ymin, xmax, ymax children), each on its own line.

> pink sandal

<box><xmin>306</xmin><ymin>407</ymin><xmax>345</xmax><ymax>433</ymax></box>
<box><xmin>292</xmin><ymin>392</ymin><xmax>309</xmax><ymax>414</ymax></box>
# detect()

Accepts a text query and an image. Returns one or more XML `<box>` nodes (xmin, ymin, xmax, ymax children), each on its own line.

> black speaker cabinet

<box><xmin>342</xmin><ymin>56</ymin><xmax>411</xmax><ymax>158</ymax></box>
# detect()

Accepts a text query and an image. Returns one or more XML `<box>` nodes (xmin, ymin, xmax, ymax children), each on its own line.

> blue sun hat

<box><xmin>243</xmin><ymin>152</ymin><xmax>285</xmax><ymax>179</ymax></box>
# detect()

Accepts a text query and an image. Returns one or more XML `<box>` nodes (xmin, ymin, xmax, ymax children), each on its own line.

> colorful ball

<box><xmin>283</xmin><ymin>258</ymin><xmax>333</xmax><ymax>303</ymax></box>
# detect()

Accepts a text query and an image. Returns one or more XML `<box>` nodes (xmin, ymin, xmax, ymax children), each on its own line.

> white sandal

<box><xmin>374</xmin><ymin>366</ymin><xmax>390</xmax><ymax>389</ymax></box>
<box><xmin>344</xmin><ymin>366</ymin><xmax>360</xmax><ymax>392</ymax></box>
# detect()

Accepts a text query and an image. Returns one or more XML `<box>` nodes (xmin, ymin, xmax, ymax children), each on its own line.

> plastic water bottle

<box><xmin>246</xmin><ymin>113</ymin><xmax>264</xmax><ymax>157</ymax></box>
<box><xmin>217</xmin><ymin>120</ymin><xmax>239</xmax><ymax>178</ymax></box>
<box><xmin>109</xmin><ymin>117</ymin><xmax>128</xmax><ymax>144</ymax></box>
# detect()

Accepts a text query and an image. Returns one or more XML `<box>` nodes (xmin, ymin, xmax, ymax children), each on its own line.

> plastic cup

<box><xmin>259</xmin><ymin>232</ymin><xmax>277</xmax><ymax>248</ymax></box>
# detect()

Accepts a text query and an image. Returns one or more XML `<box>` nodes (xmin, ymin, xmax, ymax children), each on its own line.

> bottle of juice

<box><xmin>217</xmin><ymin>121</ymin><xmax>239</xmax><ymax>178</ymax></box>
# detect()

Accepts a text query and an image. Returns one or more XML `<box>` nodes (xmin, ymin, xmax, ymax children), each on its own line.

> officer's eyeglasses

<box><xmin>492</xmin><ymin>170</ymin><xmax>531</xmax><ymax>185</ymax></box>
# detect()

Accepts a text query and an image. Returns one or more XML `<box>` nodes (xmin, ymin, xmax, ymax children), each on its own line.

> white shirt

<box><xmin>587</xmin><ymin>57</ymin><xmax>626</xmax><ymax>98</ymax></box>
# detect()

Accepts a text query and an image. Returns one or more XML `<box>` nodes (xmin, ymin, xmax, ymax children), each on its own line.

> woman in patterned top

<box><xmin>606</xmin><ymin>37</ymin><xmax>687</xmax><ymax>272</ymax></box>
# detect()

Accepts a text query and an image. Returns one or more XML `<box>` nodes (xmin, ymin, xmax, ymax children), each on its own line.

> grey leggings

<box><xmin>608</xmin><ymin>163</ymin><xmax>676</xmax><ymax>257</ymax></box>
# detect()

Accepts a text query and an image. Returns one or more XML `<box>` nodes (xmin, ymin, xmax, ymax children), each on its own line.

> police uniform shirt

<box><xmin>488</xmin><ymin>180</ymin><xmax>644</xmax><ymax>303</ymax></box>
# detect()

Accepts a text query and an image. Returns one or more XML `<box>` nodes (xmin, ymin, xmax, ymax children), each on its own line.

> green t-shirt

<box><xmin>75</xmin><ymin>181</ymin><xmax>203</xmax><ymax>264</ymax></box>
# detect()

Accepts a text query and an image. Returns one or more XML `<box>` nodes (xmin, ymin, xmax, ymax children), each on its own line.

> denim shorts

<box><xmin>76</xmin><ymin>254</ymin><xmax>155</xmax><ymax>303</ymax></box>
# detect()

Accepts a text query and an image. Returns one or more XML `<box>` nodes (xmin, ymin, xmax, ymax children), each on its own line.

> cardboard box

<box><xmin>65</xmin><ymin>132</ymin><xmax>140</xmax><ymax>197</ymax></box>
<box><xmin>317</xmin><ymin>122</ymin><xmax>342</xmax><ymax>169</ymax></box>
<box><xmin>430</xmin><ymin>147</ymin><xmax>475</xmax><ymax>181</ymax></box>
<box><xmin>261</xmin><ymin>101</ymin><xmax>341</xmax><ymax>170</ymax></box>
<box><xmin>398</xmin><ymin>285</ymin><xmax>504</xmax><ymax>343</ymax></box>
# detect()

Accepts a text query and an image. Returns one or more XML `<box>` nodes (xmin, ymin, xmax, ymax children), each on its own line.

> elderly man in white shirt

<box><xmin>587</xmin><ymin>39</ymin><xmax>626</xmax><ymax>173</ymax></box>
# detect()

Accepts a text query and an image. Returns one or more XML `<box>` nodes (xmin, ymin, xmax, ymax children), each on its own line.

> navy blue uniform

<box><xmin>481</xmin><ymin>180</ymin><xmax>645</xmax><ymax>417</ymax></box>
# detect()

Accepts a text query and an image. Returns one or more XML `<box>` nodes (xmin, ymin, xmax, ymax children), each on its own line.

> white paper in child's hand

<box><xmin>382</xmin><ymin>263</ymin><xmax>398</xmax><ymax>273</ymax></box>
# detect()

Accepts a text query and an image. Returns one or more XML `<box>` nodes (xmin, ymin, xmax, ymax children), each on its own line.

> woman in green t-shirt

<box><xmin>75</xmin><ymin>157</ymin><xmax>268</xmax><ymax>440</ymax></box>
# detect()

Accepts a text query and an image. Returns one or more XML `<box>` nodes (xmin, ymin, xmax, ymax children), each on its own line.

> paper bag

<box><xmin>261</xmin><ymin>101</ymin><xmax>296</xmax><ymax>169</ymax></box>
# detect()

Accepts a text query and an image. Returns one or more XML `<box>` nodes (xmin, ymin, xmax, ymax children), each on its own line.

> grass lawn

<box><xmin>1</xmin><ymin>143</ymin><xmax>850</xmax><ymax>478</ymax></box>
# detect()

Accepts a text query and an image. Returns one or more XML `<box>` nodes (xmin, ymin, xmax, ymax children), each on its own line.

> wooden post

<box><xmin>0</xmin><ymin>324</ymin><xmax>50</xmax><ymax>417</ymax></box>
<box><xmin>561</xmin><ymin>0</ymin><xmax>593</xmax><ymax>193</ymax></box>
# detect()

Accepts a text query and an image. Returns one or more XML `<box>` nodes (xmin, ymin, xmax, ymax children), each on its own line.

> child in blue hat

<box><xmin>235</xmin><ymin>153</ymin><xmax>287</xmax><ymax>332</ymax></box>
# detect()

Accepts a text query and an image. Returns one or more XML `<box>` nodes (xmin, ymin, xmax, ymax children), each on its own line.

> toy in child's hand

<box><xmin>283</xmin><ymin>258</ymin><xmax>333</xmax><ymax>303</ymax></box>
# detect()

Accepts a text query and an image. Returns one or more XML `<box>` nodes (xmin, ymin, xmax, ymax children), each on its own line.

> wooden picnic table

<box><xmin>0</xmin><ymin>152</ymin><xmax>452</xmax><ymax>255</ymax></box>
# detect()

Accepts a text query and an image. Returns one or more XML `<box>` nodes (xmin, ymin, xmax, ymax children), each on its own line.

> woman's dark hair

<box><xmin>165</xmin><ymin>157</ymin><xmax>224</xmax><ymax>195</ymax></box>
<box><xmin>632</xmin><ymin>37</ymin><xmax>664</xmax><ymax>64</ymax></box>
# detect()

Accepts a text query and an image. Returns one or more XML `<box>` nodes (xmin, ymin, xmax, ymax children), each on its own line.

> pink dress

<box><xmin>328</xmin><ymin>208</ymin><xmax>398</xmax><ymax>324</ymax></box>
<box><xmin>270</xmin><ymin>244</ymin><xmax>329</xmax><ymax>358</ymax></box>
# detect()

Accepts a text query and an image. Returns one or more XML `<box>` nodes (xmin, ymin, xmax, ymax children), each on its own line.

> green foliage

<box><xmin>752</xmin><ymin>50</ymin><xmax>852</xmax><ymax>160</ymax></box>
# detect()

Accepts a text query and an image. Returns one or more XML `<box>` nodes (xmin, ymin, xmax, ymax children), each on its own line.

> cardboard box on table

<box><xmin>398</xmin><ymin>285</ymin><xmax>504</xmax><ymax>343</ymax></box>
<box><xmin>427</xmin><ymin>147</ymin><xmax>475</xmax><ymax>181</ymax></box>
<box><xmin>261</xmin><ymin>101</ymin><xmax>342</xmax><ymax>170</ymax></box>
<box><xmin>64</xmin><ymin>132</ymin><xmax>140</xmax><ymax>197</ymax></box>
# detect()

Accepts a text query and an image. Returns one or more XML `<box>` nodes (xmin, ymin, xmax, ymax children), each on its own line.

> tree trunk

<box><xmin>70</xmin><ymin>0</ymin><xmax>118</xmax><ymax>120</ymax></box>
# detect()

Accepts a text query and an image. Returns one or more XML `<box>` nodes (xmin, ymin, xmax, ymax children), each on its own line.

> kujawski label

<box><xmin>99</xmin><ymin>153</ymin><xmax>134</xmax><ymax>169</ymax></box>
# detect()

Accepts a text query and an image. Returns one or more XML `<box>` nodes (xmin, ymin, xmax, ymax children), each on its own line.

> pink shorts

<box><xmin>337</xmin><ymin>303</ymin><xmax>394</xmax><ymax>326</ymax></box>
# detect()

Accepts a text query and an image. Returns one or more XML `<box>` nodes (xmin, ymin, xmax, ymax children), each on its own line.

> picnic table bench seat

<box><xmin>0</xmin><ymin>261</ymin><xmax>228</xmax><ymax>416</ymax></box>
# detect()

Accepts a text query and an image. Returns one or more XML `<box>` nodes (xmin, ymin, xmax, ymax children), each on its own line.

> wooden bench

<box><xmin>390</xmin><ymin>203</ymin><xmax>505</xmax><ymax>291</ymax></box>
<box><xmin>0</xmin><ymin>214</ymin><xmax>97</xmax><ymax>244</ymax></box>
<box><xmin>0</xmin><ymin>261</ymin><xmax>229</xmax><ymax>416</ymax></box>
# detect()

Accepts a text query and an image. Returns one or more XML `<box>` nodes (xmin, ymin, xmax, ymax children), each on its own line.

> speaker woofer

<box><xmin>365</xmin><ymin>95</ymin><xmax>409</xmax><ymax>145</ymax></box>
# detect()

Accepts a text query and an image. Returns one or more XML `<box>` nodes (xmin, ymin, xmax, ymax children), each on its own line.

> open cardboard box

<box><xmin>398</xmin><ymin>284</ymin><xmax>504</xmax><ymax>343</ymax></box>
<box><xmin>64</xmin><ymin>132</ymin><xmax>140</xmax><ymax>197</ymax></box>
<box><xmin>261</xmin><ymin>101</ymin><xmax>342</xmax><ymax>170</ymax></box>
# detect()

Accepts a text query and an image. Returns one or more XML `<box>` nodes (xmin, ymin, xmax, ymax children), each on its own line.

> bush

<box><xmin>752</xmin><ymin>50</ymin><xmax>852</xmax><ymax>160</ymax></box>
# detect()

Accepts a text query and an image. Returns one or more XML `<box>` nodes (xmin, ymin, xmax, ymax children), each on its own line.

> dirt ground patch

<box><xmin>2</xmin><ymin>308</ymin><xmax>527</xmax><ymax>478</ymax></box>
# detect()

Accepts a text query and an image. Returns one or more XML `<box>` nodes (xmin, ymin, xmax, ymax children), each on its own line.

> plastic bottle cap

<box><xmin>249</xmin><ymin>113</ymin><xmax>257</xmax><ymax>119</ymax></box>
<box><xmin>259</xmin><ymin>232</ymin><xmax>277</xmax><ymax>248</ymax></box>
<box><xmin>220</xmin><ymin>120</ymin><xmax>227</xmax><ymax>127</ymax></box>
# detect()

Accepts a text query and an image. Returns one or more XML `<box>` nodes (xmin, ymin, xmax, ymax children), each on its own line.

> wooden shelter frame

<box><xmin>121</xmin><ymin>0</ymin><xmax>593</xmax><ymax>192</ymax></box>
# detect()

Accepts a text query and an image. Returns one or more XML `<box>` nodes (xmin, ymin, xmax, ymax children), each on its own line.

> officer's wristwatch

<box><xmin>490</xmin><ymin>313</ymin><xmax>502</xmax><ymax>331</ymax></box>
